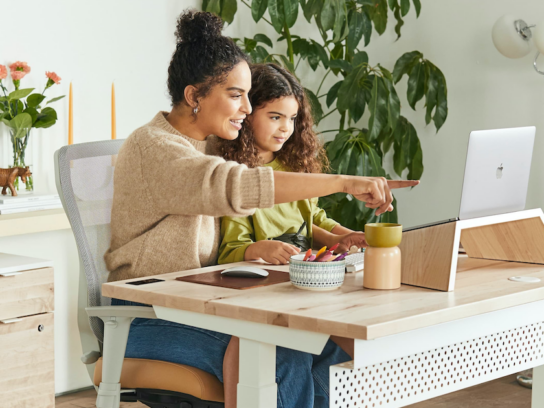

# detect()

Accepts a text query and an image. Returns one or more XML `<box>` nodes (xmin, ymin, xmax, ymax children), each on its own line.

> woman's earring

<box><xmin>193</xmin><ymin>105</ymin><xmax>200</xmax><ymax>114</ymax></box>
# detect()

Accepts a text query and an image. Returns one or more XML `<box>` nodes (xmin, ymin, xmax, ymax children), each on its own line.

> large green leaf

<box><xmin>302</xmin><ymin>0</ymin><xmax>322</xmax><ymax>22</ymax></box>
<box><xmin>23</xmin><ymin>107</ymin><xmax>38</xmax><ymax>124</ymax></box>
<box><xmin>252</xmin><ymin>0</ymin><xmax>268</xmax><ymax>22</ymax></box>
<box><xmin>268</xmin><ymin>0</ymin><xmax>286</xmax><ymax>32</ymax></box>
<box><xmin>327</xmin><ymin>80</ymin><xmax>343</xmax><ymax>108</ymax></box>
<box><xmin>326</xmin><ymin>130</ymin><xmax>352</xmax><ymax>163</ymax></box>
<box><xmin>244</xmin><ymin>37</ymin><xmax>258</xmax><ymax>52</ymax></box>
<box><xmin>220</xmin><ymin>0</ymin><xmax>237</xmax><ymax>23</ymax></box>
<box><xmin>393</xmin><ymin>3</ymin><xmax>404</xmax><ymax>39</ymax></box>
<box><xmin>400</xmin><ymin>0</ymin><xmax>410</xmax><ymax>16</ymax></box>
<box><xmin>254</xmin><ymin>33</ymin><xmax>273</xmax><ymax>47</ymax></box>
<box><xmin>347</xmin><ymin>10</ymin><xmax>364</xmax><ymax>51</ymax></box>
<box><xmin>392</xmin><ymin>51</ymin><xmax>422</xmax><ymax>83</ymax></box>
<box><xmin>424</xmin><ymin>64</ymin><xmax>438</xmax><ymax>125</ymax></box>
<box><xmin>34</xmin><ymin>107</ymin><xmax>58</xmax><ymax>128</ymax></box>
<box><xmin>365</xmin><ymin>143</ymin><xmax>387</xmax><ymax>177</ymax></box>
<box><xmin>405</xmin><ymin>121</ymin><xmax>423</xmax><ymax>179</ymax></box>
<box><xmin>9</xmin><ymin>113</ymin><xmax>33</xmax><ymax>139</ymax></box>
<box><xmin>380</xmin><ymin>70</ymin><xmax>400</xmax><ymax>132</ymax></box>
<box><xmin>367</xmin><ymin>76</ymin><xmax>389</xmax><ymax>140</ymax></box>
<box><xmin>328</xmin><ymin>59</ymin><xmax>352</xmax><ymax>73</ymax></box>
<box><xmin>332</xmin><ymin>0</ymin><xmax>348</xmax><ymax>43</ymax></box>
<box><xmin>406</xmin><ymin>61</ymin><xmax>425</xmax><ymax>109</ymax></box>
<box><xmin>433</xmin><ymin>68</ymin><xmax>448</xmax><ymax>131</ymax></box>
<box><xmin>311</xmin><ymin>40</ymin><xmax>329</xmax><ymax>68</ymax></box>
<box><xmin>352</xmin><ymin>51</ymin><xmax>369</xmax><ymax>67</ymax></box>
<box><xmin>413</xmin><ymin>0</ymin><xmax>421</xmax><ymax>17</ymax></box>
<box><xmin>8</xmin><ymin>88</ymin><xmax>34</xmax><ymax>101</ymax></box>
<box><xmin>205</xmin><ymin>0</ymin><xmax>221</xmax><ymax>15</ymax></box>
<box><xmin>361</xmin><ymin>9</ymin><xmax>372</xmax><ymax>46</ymax></box>
<box><xmin>337</xmin><ymin>64</ymin><xmax>367</xmax><ymax>112</ymax></box>
<box><xmin>371</xmin><ymin>0</ymin><xmax>388</xmax><ymax>35</ymax></box>
<box><xmin>27</xmin><ymin>93</ymin><xmax>46</xmax><ymax>108</ymax></box>
<box><xmin>320</xmin><ymin>0</ymin><xmax>335</xmax><ymax>31</ymax></box>
<box><xmin>283</xmin><ymin>0</ymin><xmax>299</xmax><ymax>28</ymax></box>
<box><xmin>305</xmin><ymin>87</ymin><xmax>323</xmax><ymax>124</ymax></box>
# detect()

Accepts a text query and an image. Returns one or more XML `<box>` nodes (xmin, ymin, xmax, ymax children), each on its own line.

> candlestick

<box><xmin>111</xmin><ymin>83</ymin><xmax>116</xmax><ymax>140</ymax></box>
<box><xmin>68</xmin><ymin>82</ymin><xmax>73</xmax><ymax>145</ymax></box>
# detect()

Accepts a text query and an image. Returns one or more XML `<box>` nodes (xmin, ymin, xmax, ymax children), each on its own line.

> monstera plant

<box><xmin>202</xmin><ymin>0</ymin><xmax>448</xmax><ymax>230</ymax></box>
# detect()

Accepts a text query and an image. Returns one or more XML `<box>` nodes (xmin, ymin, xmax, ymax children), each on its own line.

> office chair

<box><xmin>54</xmin><ymin>141</ymin><xmax>225</xmax><ymax>408</ymax></box>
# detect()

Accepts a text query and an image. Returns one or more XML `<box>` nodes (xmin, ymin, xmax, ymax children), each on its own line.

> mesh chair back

<box><xmin>55</xmin><ymin>140</ymin><xmax>124</xmax><ymax>343</ymax></box>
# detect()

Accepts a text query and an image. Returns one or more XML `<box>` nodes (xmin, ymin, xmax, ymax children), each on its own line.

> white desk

<box><xmin>103</xmin><ymin>256</ymin><xmax>544</xmax><ymax>408</ymax></box>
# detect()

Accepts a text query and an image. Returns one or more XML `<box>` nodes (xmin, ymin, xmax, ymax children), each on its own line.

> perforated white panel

<box><xmin>331</xmin><ymin>322</ymin><xmax>544</xmax><ymax>408</ymax></box>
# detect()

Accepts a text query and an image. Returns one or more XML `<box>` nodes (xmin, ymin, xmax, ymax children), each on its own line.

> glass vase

<box><xmin>9</xmin><ymin>127</ymin><xmax>34</xmax><ymax>194</ymax></box>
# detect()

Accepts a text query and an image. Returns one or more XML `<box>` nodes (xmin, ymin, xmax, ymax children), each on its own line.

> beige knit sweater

<box><xmin>104</xmin><ymin>112</ymin><xmax>275</xmax><ymax>282</ymax></box>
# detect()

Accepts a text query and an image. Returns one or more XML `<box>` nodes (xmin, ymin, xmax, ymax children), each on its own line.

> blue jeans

<box><xmin>111</xmin><ymin>298</ymin><xmax>350</xmax><ymax>408</ymax></box>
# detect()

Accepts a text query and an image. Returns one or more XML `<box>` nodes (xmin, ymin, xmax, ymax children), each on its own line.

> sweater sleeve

<box><xmin>218</xmin><ymin>216</ymin><xmax>255</xmax><ymax>264</ymax></box>
<box><xmin>140</xmin><ymin>138</ymin><xmax>274</xmax><ymax>217</ymax></box>
<box><xmin>311</xmin><ymin>198</ymin><xmax>338</xmax><ymax>232</ymax></box>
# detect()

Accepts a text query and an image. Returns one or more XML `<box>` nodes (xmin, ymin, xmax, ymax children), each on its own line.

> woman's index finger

<box><xmin>387</xmin><ymin>180</ymin><xmax>420</xmax><ymax>189</ymax></box>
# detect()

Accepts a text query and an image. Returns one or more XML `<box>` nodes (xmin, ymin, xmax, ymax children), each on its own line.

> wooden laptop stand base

<box><xmin>399</xmin><ymin>209</ymin><xmax>544</xmax><ymax>292</ymax></box>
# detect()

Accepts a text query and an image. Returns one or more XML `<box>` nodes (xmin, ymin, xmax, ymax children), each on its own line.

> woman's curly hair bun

<box><xmin>175</xmin><ymin>10</ymin><xmax>223</xmax><ymax>44</ymax></box>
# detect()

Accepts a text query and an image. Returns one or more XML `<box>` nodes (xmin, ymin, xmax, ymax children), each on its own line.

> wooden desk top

<box><xmin>102</xmin><ymin>256</ymin><xmax>544</xmax><ymax>340</ymax></box>
<box><xmin>0</xmin><ymin>208</ymin><xmax>70</xmax><ymax>238</ymax></box>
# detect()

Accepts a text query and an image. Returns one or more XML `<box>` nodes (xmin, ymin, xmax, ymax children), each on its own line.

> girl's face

<box><xmin>197</xmin><ymin>61</ymin><xmax>252</xmax><ymax>140</ymax></box>
<box><xmin>248</xmin><ymin>95</ymin><xmax>299</xmax><ymax>161</ymax></box>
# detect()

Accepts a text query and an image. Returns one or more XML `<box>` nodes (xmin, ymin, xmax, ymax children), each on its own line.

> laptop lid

<box><xmin>458</xmin><ymin>126</ymin><xmax>535</xmax><ymax>220</ymax></box>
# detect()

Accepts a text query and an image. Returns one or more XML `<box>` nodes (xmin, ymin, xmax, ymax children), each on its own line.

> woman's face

<box><xmin>197</xmin><ymin>61</ymin><xmax>252</xmax><ymax>140</ymax></box>
<box><xmin>248</xmin><ymin>95</ymin><xmax>299</xmax><ymax>157</ymax></box>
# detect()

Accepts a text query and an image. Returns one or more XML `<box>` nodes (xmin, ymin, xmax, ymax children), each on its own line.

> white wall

<box><xmin>1</xmin><ymin>0</ymin><xmax>544</xmax><ymax>396</ymax></box>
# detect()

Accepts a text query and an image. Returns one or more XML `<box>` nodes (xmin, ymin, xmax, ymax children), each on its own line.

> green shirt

<box><xmin>218</xmin><ymin>159</ymin><xmax>338</xmax><ymax>264</ymax></box>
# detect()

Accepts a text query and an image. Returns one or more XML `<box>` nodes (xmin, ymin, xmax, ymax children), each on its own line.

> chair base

<box><xmin>126</xmin><ymin>388</ymin><xmax>224</xmax><ymax>408</ymax></box>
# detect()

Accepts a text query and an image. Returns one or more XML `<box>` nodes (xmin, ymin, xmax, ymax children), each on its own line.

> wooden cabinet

<box><xmin>0</xmin><ymin>257</ymin><xmax>55</xmax><ymax>408</ymax></box>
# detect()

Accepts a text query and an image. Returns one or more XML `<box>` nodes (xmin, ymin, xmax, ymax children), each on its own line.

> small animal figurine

<box><xmin>0</xmin><ymin>166</ymin><xmax>32</xmax><ymax>197</ymax></box>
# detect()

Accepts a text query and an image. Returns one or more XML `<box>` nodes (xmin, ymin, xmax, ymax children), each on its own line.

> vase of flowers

<box><xmin>0</xmin><ymin>61</ymin><xmax>64</xmax><ymax>193</ymax></box>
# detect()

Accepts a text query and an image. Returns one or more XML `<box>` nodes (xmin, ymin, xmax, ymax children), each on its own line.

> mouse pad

<box><xmin>175</xmin><ymin>269</ymin><xmax>290</xmax><ymax>290</ymax></box>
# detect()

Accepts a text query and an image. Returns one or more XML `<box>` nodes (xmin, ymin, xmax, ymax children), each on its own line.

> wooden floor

<box><xmin>56</xmin><ymin>374</ymin><xmax>531</xmax><ymax>407</ymax></box>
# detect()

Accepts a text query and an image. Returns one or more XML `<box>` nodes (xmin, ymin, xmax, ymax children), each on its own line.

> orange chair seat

<box><xmin>94</xmin><ymin>357</ymin><xmax>224</xmax><ymax>402</ymax></box>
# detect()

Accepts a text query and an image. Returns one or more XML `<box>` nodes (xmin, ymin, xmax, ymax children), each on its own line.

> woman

<box><xmin>105</xmin><ymin>10</ymin><xmax>418</xmax><ymax>408</ymax></box>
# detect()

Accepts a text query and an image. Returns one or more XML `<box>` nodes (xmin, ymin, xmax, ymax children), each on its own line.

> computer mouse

<box><xmin>220</xmin><ymin>266</ymin><xmax>269</xmax><ymax>278</ymax></box>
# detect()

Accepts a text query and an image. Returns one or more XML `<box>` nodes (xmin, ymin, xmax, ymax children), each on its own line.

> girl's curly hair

<box><xmin>217</xmin><ymin>63</ymin><xmax>329</xmax><ymax>173</ymax></box>
<box><xmin>168</xmin><ymin>10</ymin><xmax>249</xmax><ymax>107</ymax></box>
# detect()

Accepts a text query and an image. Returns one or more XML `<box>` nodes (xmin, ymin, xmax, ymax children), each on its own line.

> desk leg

<box><xmin>533</xmin><ymin>365</ymin><xmax>544</xmax><ymax>408</ymax></box>
<box><xmin>96</xmin><ymin>316</ymin><xmax>131</xmax><ymax>408</ymax></box>
<box><xmin>237</xmin><ymin>338</ymin><xmax>277</xmax><ymax>408</ymax></box>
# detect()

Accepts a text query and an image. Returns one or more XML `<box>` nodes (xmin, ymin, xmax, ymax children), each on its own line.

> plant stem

<box><xmin>317</xmin><ymin>69</ymin><xmax>331</xmax><ymax>95</ymax></box>
<box><xmin>320</xmin><ymin>107</ymin><xmax>338</xmax><ymax>120</ymax></box>
<box><xmin>339</xmin><ymin>111</ymin><xmax>346</xmax><ymax>131</ymax></box>
<box><xmin>283</xmin><ymin>23</ymin><xmax>294</xmax><ymax>64</ymax></box>
<box><xmin>295</xmin><ymin>56</ymin><xmax>302</xmax><ymax>72</ymax></box>
<box><xmin>240</xmin><ymin>0</ymin><xmax>274</xmax><ymax>27</ymax></box>
<box><xmin>319</xmin><ymin>128</ymin><xmax>341</xmax><ymax>134</ymax></box>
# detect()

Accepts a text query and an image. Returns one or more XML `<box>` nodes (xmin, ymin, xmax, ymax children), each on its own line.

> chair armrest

<box><xmin>86</xmin><ymin>306</ymin><xmax>157</xmax><ymax>319</ymax></box>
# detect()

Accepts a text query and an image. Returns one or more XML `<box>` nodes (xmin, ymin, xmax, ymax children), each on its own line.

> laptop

<box><xmin>404</xmin><ymin>126</ymin><xmax>536</xmax><ymax>232</ymax></box>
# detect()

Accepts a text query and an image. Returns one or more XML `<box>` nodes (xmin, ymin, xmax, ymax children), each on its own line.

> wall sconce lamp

<box><xmin>492</xmin><ymin>15</ymin><xmax>544</xmax><ymax>75</ymax></box>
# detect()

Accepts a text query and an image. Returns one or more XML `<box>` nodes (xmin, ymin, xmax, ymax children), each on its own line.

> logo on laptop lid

<box><xmin>496</xmin><ymin>163</ymin><xmax>504</xmax><ymax>179</ymax></box>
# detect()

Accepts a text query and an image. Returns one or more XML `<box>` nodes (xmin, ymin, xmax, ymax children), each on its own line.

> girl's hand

<box><xmin>245</xmin><ymin>241</ymin><xmax>301</xmax><ymax>265</ymax></box>
<box><xmin>334</xmin><ymin>232</ymin><xmax>368</xmax><ymax>253</ymax></box>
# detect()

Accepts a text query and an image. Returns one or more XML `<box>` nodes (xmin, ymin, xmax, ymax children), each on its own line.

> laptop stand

<box><xmin>399</xmin><ymin>209</ymin><xmax>544</xmax><ymax>291</ymax></box>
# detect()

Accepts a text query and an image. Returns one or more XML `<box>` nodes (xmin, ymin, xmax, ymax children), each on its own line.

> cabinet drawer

<box><xmin>0</xmin><ymin>267</ymin><xmax>54</xmax><ymax>320</ymax></box>
<box><xmin>0</xmin><ymin>312</ymin><xmax>54</xmax><ymax>408</ymax></box>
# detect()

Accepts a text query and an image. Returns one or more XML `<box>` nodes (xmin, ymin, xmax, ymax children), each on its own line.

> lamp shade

<box><xmin>534</xmin><ymin>20</ymin><xmax>544</xmax><ymax>55</ymax></box>
<box><xmin>492</xmin><ymin>15</ymin><xmax>531</xmax><ymax>59</ymax></box>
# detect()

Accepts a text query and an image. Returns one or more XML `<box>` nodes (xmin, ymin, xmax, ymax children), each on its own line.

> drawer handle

<box><xmin>0</xmin><ymin>318</ymin><xmax>23</xmax><ymax>324</ymax></box>
<box><xmin>0</xmin><ymin>272</ymin><xmax>22</xmax><ymax>277</ymax></box>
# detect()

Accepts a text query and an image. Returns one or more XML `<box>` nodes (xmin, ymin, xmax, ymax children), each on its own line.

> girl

<box><xmin>218</xmin><ymin>63</ymin><xmax>367</xmax><ymax>266</ymax></box>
